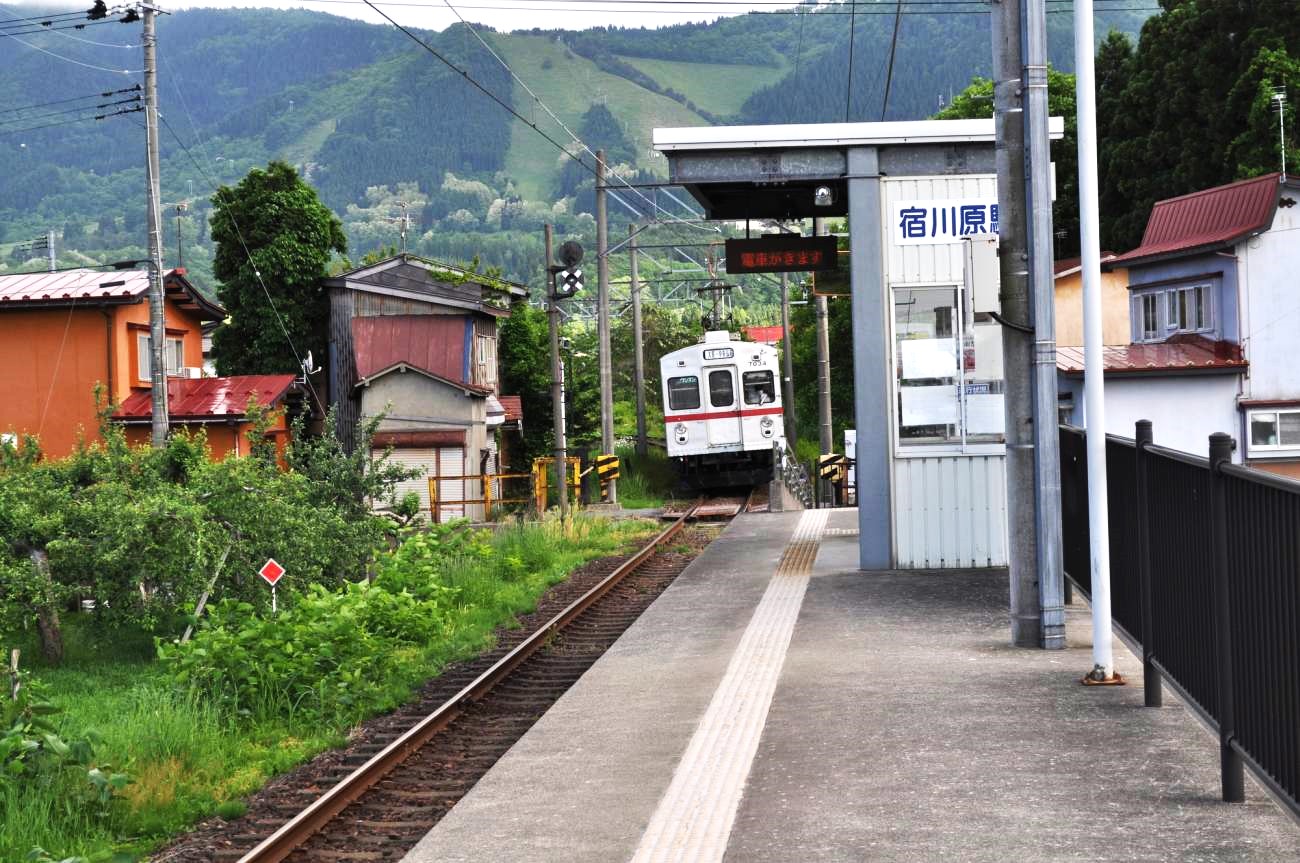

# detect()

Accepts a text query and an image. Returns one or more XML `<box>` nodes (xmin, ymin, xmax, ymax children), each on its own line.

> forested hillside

<box><xmin>0</xmin><ymin>3</ymin><xmax>1153</xmax><ymax>296</ymax></box>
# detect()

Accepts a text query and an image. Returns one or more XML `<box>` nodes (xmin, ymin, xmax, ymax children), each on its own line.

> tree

<box><xmin>210</xmin><ymin>161</ymin><xmax>346</xmax><ymax>375</ymax></box>
<box><xmin>497</xmin><ymin>301</ymin><xmax>553</xmax><ymax>461</ymax></box>
<box><xmin>934</xmin><ymin>69</ymin><xmax>1080</xmax><ymax>259</ymax></box>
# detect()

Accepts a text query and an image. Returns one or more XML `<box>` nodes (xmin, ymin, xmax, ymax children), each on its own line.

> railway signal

<box><xmin>259</xmin><ymin>558</ymin><xmax>285</xmax><ymax>612</ymax></box>
<box><xmin>550</xmin><ymin>239</ymin><xmax>585</xmax><ymax>299</ymax></box>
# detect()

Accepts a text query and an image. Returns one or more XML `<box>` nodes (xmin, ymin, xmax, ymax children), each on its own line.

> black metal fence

<box><xmin>1060</xmin><ymin>422</ymin><xmax>1300</xmax><ymax>816</ymax></box>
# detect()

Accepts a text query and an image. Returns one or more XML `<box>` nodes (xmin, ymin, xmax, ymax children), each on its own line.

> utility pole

<box><xmin>1025</xmin><ymin>0</ymin><xmax>1066</xmax><ymax>650</ymax></box>
<box><xmin>175</xmin><ymin>201</ymin><xmax>186</xmax><ymax>269</ymax></box>
<box><xmin>1074</xmin><ymin>0</ymin><xmax>1117</xmax><ymax>675</ymax></box>
<box><xmin>630</xmin><ymin>225</ymin><xmax>648</xmax><ymax>457</ymax></box>
<box><xmin>545</xmin><ymin>224</ymin><xmax>568</xmax><ymax>518</ymax></box>
<box><xmin>46</xmin><ymin>229</ymin><xmax>55</xmax><ymax>273</ymax></box>
<box><xmin>595</xmin><ymin>149</ymin><xmax>616</xmax><ymax>502</ymax></box>
<box><xmin>814</xmin><ymin>218</ymin><xmax>833</xmax><ymax>505</ymax></box>
<box><xmin>779</xmin><ymin>270</ymin><xmax>797</xmax><ymax>451</ymax></box>
<box><xmin>143</xmin><ymin>4</ymin><xmax>169</xmax><ymax>448</ymax></box>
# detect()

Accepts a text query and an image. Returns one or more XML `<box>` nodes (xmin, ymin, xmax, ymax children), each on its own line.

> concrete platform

<box><xmin>402</xmin><ymin>509</ymin><xmax>1300</xmax><ymax>863</ymax></box>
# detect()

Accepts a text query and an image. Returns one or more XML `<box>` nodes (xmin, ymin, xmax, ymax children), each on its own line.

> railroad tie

<box><xmin>629</xmin><ymin>508</ymin><xmax>828</xmax><ymax>863</ymax></box>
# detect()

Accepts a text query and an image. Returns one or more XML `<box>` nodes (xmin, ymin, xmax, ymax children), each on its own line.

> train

<box><xmin>660</xmin><ymin>330</ymin><xmax>786</xmax><ymax>489</ymax></box>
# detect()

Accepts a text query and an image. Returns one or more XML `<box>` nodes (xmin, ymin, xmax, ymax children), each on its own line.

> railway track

<box><xmin>158</xmin><ymin>506</ymin><xmax>723</xmax><ymax>863</ymax></box>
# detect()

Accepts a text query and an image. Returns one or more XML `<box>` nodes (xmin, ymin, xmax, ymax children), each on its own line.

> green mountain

<box><xmin>0</xmin><ymin>4</ymin><xmax>1150</xmax><ymax>293</ymax></box>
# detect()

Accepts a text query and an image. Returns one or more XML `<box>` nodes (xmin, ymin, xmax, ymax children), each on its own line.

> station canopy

<box><xmin>652</xmin><ymin>118</ymin><xmax>1064</xmax><ymax>221</ymax></box>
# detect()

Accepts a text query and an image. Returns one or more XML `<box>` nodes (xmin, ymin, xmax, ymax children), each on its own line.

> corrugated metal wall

<box><xmin>883</xmin><ymin>174</ymin><xmax>1008</xmax><ymax>569</ymax></box>
<box><xmin>893</xmin><ymin>454</ymin><xmax>1008</xmax><ymax>568</ymax></box>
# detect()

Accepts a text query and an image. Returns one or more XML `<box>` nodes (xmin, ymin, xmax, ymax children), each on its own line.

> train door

<box><xmin>704</xmin><ymin>366</ymin><xmax>743</xmax><ymax>446</ymax></box>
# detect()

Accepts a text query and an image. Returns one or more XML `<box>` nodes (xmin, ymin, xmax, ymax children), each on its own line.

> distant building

<box><xmin>1058</xmin><ymin>172</ymin><xmax>1300</xmax><ymax>478</ymax></box>
<box><xmin>1052</xmin><ymin>253</ymin><xmax>1129</xmax><ymax>346</ymax></box>
<box><xmin>323</xmin><ymin>255</ymin><xmax>528</xmax><ymax>520</ymax></box>
<box><xmin>743</xmin><ymin>324</ymin><xmax>786</xmax><ymax>346</ymax></box>
<box><xmin>0</xmin><ymin>267</ymin><xmax>224</xmax><ymax>457</ymax></box>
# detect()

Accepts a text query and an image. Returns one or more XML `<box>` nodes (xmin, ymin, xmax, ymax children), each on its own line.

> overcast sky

<box><xmin>152</xmin><ymin>1</ymin><xmax>793</xmax><ymax>34</ymax></box>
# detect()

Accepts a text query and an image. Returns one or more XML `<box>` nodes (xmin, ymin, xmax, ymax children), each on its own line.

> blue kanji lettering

<box><xmin>899</xmin><ymin>207</ymin><xmax>927</xmax><ymax>239</ymax></box>
<box><xmin>960</xmin><ymin>205</ymin><xmax>987</xmax><ymax>235</ymax></box>
<box><xmin>990</xmin><ymin>204</ymin><xmax>1000</xmax><ymax>233</ymax></box>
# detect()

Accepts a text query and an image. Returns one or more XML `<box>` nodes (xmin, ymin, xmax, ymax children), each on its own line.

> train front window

<box><xmin>708</xmin><ymin>370</ymin><xmax>735</xmax><ymax>407</ymax></box>
<box><xmin>743</xmin><ymin>370</ymin><xmax>775</xmax><ymax>405</ymax></box>
<box><xmin>667</xmin><ymin>375</ymin><xmax>700</xmax><ymax>411</ymax></box>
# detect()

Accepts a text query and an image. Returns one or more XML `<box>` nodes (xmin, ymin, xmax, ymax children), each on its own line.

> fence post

<box><xmin>1209</xmin><ymin>431</ymin><xmax>1244</xmax><ymax>802</ymax></box>
<box><xmin>1134</xmin><ymin>420</ymin><xmax>1161</xmax><ymax>707</ymax></box>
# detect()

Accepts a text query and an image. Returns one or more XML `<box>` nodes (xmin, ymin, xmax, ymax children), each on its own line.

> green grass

<box><xmin>495</xmin><ymin>34</ymin><xmax>708</xmax><ymax>200</ymax></box>
<box><xmin>1</xmin><ymin>515</ymin><xmax>658</xmax><ymax>862</ymax></box>
<box><xmin>614</xmin><ymin>444</ymin><xmax>679</xmax><ymax>510</ymax></box>
<box><xmin>616</xmin><ymin>55</ymin><xmax>788</xmax><ymax>117</ymax></box>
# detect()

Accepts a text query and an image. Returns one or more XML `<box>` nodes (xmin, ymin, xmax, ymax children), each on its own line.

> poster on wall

<box><xmin>892</xmin><ymin>198</ymin><xmax>999</xmax><ymax>246</ymax></box>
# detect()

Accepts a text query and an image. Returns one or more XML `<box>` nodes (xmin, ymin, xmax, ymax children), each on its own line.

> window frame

<box><xmin>666</xmin><ymin>375</ymin><xmax>701</xmax><ymax>411</ymax></box>
<box><xmin>134</xmin><ymin>330</ymin><xmax>186</xmax><ymax>383</ymax></box>
<box><xmin>742</xmin><ymin>370</ymin><xmax>776</xmax><ymax>406</ymax></box>
<box><xmin>1132</xmin><ymin>282</ymin><xmax>1215</xmax><ymax>343</ymax></box>
<box><xmin>1246</xmin><ymin>408</ymin><xmax>1300</xmax><ymax>456</ymax></box>
<box><xmin>707</xmin><ymin>369</ymin><xmax>735</xmax><ymax>409</ymax></box>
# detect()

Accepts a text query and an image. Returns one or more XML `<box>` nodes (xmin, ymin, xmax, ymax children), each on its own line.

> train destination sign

<box><xmin>725</xmin><ymin>235</ymin><xmax>838</xmax><ymax>274</ymax></box>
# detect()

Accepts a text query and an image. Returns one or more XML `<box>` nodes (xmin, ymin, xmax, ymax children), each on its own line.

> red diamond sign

<box><xmin>258</xmin><ymin>558</ymin><xmax>285</xmax><ymax>586</ymax></box>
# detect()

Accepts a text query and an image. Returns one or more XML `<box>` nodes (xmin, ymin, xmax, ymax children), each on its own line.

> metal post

<box><xmin>814</xmin><ymin>218</ymin><xmax>833</xmax><ymax>506</ymax></box>
<box><xmin>1074</xmin><ymin>0</ymin><xmax>1116</xmax><ymax>676</ymax></box>
<box><xmin>1209</xmin><ymin>431</ymin><xmax>1244</xmax><ymax>802</ymax></box>
<box><xmin>1134</xmin><ymin>419</ymin><xmax>1161</xmax><ymax>707</ymax></box>
<box><xmin>545</xmin><ymin>224</ymin><xmax>568</xmax><ymax>519</ymax></box>
<box><xmin>143</xmin><ymin>5</ymin><xmax>169</xmax><ymax>448</ymax></box>
<box><xmin>1025</xmin><ymin>0</ymin><xmax>1065</xmax><ymax>650</ymax></box>
<box><xmin>779</xmin><ymin>271</ymin><xmax>798</xmax><ymax>451</ymax></box>
<box><xmin>993</xmin><ymin>0</ymin><xmax>1040</xmax><ymax>646</ymax></box>
<box><xmin>630</xmin><ymin>226</ymin><xmax>647</xmax><ymax>457</ymax></box>
<box><xmin>595</xmin><ymin>149</ymin><xmax>616</xmax><ymax>502</ymax></box>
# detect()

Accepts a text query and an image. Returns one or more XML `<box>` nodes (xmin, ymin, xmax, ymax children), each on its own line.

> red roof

<box><xmin>1110</xmin><ymin>173</ymin><xmax>1285</xmax><ymax>265</ymax></box>
<box><xmin>498</xmin><ymin>394</ymin><xmax>523</xmax><ymax>423</ymax></box>
<box><xmin>1054</xmin><ymin>252</ymin><xmax>1117</xmax><ymax>278</ymax></box>
<box><xmin>1056</xmin><ymin>336</ymin><xmax>1247</xmax><ymax>376</ymax></box>
<box><xmin>113</xmin><ymin>375</ymin><xmax>297</xmax><ymax>421</ymax></box>
<box><xmin>0</xmin><ymin>268</ymin><xmax>223</xmax><ymax>319</ymax></box>
<box><xmin>744</xmin><ymin>325</ymin><xmax>786</xmax><ymax>345</ymax></box>
<box><xmin>352</xmin><ymin>315</ymin><xmax>468</xmax><ymax>382</ymax></box>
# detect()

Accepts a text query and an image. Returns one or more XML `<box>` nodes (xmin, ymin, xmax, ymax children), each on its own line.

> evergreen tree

<box><xmin>210</xmin><ymin>161</ymin><xmax>346</xmax><ymax>375</ymax></box>
<box><xmin>498</xmin><ymin>301</ymin><xmax>554</xmax><ymax>461</ymax></box>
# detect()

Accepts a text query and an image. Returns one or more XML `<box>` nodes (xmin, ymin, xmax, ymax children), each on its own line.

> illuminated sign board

<box><xmin>703</xmin><ymin>347</ymin><xmax>734</xmax><ymax>360</ymax></box>
<box><xmin>725</xmin><ymin>235</ymin><xmax>838</xmax><ymax>274</ymax></box>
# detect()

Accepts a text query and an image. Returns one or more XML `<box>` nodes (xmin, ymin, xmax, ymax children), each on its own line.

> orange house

<box><xmin>0</xmin><ymin>267</ymin><xmax>224</xmax><ymax>457</ymax></box>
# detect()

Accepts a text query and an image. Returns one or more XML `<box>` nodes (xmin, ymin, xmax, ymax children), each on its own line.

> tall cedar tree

<box><xmin>210</xmin><ymin>161</ymin><xmax>347</xmax><ymax>375</ymax></box>
<box><xmin>1095</xmin><ymin>4</ymin><xmax>1300</xmax><ymax>251</ymax></box>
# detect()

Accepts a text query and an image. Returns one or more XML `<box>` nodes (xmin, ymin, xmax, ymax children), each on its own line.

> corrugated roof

<box><xmin>1110</xmin><ymin>173</ymin><xmax>1284</xmax><ymax>265</ymax></box>
<box><xmin>352</xmin><ymin>315</ymin><xmax>468</xmax><ymax>382</ymax></box>
<box><xmin>1056</xmin><ymin>336</ymin><xmax>1247</xmax><ymax>376</ymax></box>
<box><xmin>1054</xmin><ymin>252</ymin><xmax>1117</xmax><ymax>278</ymax></box>
<box><xmin>0</xmin><ymin>267</ymin><xmax>225</xmax><ymax>319</ymax></box>
<box><xmin>498</xmin><ymin>394</ymin><xmax>523</xmax><ymax>423</ymax></box>
<box><xmin>113</xmin><ymin>375</ymin><xmax>297</xmax><ymax>420</ymax></box>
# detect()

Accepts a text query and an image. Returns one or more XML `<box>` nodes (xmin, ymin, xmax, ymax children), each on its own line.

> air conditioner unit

<box><xmin>181</xmin><ymin>366</ymin><xmax>203</xmax><ymax>379</ymax></box>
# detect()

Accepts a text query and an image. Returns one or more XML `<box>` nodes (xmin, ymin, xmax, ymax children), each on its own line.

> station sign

<box><xmin>725</xmin><ymin>235</ymin><xmax>838</xmax><ymax>274</ymax></box>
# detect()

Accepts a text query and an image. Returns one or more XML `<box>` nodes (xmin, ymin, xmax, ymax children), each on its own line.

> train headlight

<box><xmin>760</xmin><ymin>416</ymin><xmax>774</xmax><ymax>429</ymax></box>
<box><xmin>674</xmin><ymin>423</ymin><xmax>688</xmax><ymax>444</ymax></box>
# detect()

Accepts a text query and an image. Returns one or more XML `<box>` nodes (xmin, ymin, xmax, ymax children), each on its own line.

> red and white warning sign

<box><xmin>258</xmin><ymin>558</ymin><xmax>285</xmax><ymax>586</ymax></box>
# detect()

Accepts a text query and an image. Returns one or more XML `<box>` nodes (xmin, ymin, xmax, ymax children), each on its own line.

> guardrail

<box><xmin>1060</xmin><ymin>422</ymin><xmax>1300</xmax><ymax>816</ymax></box>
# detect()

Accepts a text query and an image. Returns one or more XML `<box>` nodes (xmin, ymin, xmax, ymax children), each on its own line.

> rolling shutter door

<box><xmin>435</xmin><ymin>446</ymin><xmax>466</xmax><ymax>522</ymax></box>
<box><xmin>375</xmin><ymin>447</ymin><xmax>437</xmax><ymax>520</ymax></box>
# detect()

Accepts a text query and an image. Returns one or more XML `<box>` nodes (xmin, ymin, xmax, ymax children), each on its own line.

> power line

<box><xmin>0</xmin><ymin>84</ymin><xmax>139</xmax><ymax>116</ymax></box>
<box><xmin>0</xmin><ymin>95</ymin><xmax>140</xmax><ymax>128</ymax></box>
<box><xmin>844</xmin><ymin>0</ymin><xmax>856</xmax><ymax>121</ymax></box>
<box><xmin>0</xmin><ymin>8</ymin><xmax>91</xmax><ymax>26</ymax></box>
<box><xmin>0</xmin><ymin>104</ymin><xmax>141</xmax><ymax>137</ymax></box>
<box><xmin>3</xmin><ymin>27</ymin><xmax>142</xmax><ymax>73</ymax></box>
<box><xmin>880</xmin><ymin>0</ymin><xmax>904</xmax><ymax>121</ymax></box>
<box><xmin>0</xmin><ymin>17</ymin><xmax>136</xmax><ymax>37</ymax></box>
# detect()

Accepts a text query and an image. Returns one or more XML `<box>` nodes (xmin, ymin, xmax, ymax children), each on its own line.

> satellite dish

<box><xmin>557</xmin><ymin>240</ymin><xmax>584</xmax><ymax>269</ymax></box>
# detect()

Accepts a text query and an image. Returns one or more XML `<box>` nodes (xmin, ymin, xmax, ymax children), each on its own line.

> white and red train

<box><xmin>660</xmin><ymin>330</ymin><xmax>785</xmax><ymax>489</ymax></box>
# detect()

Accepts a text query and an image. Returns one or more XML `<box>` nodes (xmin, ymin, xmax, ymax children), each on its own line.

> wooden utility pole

<box><xmin>595</xmin><ymin>149</ymin><xmax>616</xmax><ymax>502</ymax></box>
<box><xmin>630</xmin><ymin>226</ymin><xmax>647</xmax><ymax>457</ymax></box>
<box><xmin>143</xmin><ymin>5</ymin><xmax>169</xmax><ymax>447</ymax></box>
<box><xmin>545</xmin><ymin>224</ymin><xmax>569</xmax><ymax>518</ymax></box>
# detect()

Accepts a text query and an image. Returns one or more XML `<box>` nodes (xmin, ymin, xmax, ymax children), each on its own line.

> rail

<box><xmin>1060</xmin><ymin>422</ymin><xmax>1300</xmax><ymax>817</ymax></box>
<box><xmin>236</xmin><ymin>504</ymin><xmax>700</xmax><ymax>863</ymax></box>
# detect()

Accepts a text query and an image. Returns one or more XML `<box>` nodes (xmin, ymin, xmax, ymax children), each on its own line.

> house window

<box><xmin>475</xmin><ymin>334</ymin><xmax>496</xmax><ymax>389</ymax></box>
<box><xmin>136</xmin><ymin>333</ymin><xmax>184</xmax><ymax>381</ymax></box>
<box><xmin>1248</xmin><ymin>409</ymin><xmax>1300</xmax><ymax>454</ymax></box>
<box><xmin>894</xmin><ymin>285</ymin><xmax>1005</xmax><ymax>451</ymax></box>
<box><xmin>1133</xmin><ymin>283</ymin><xmax>1214</xmax><ymax>342</ymax></box>
<box><xmin>667</xmin><ymin>375</ymin><xmax>700</xmax><ymax>411</ymax></box>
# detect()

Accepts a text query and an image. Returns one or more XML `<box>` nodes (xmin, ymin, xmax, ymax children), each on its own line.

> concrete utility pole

<box><xmin>46</xmin><ymin>230</ymin><xmax>55</xmax><ymax>273</ymax></box>
<box><xmin>1024</xmin><ymin>0</ymin><xmax>1066</xmax><ymax>650</ymax></box>
<box><xmin>1074</xmin><ymin>0</ymin><xmax>1117</xmax><ymax>676</ymax></box>
<box><xmin>992</xmin><ymin>0</ymin><xmax>1041</xmax><ymax>647</ymax></box>
<box><xmin>545</xmin><ymin>224</ymin><xmax>569</xmax><ymax>518</ymax></box>
<box><xmin>814</xmin><ymin>218</ymin><xmax>833</xmax><ymax>505</ymax></box>
<box><xmin>779</xmin><ymin>271</ymin><xmax>797</xmax><ymax>451</ymax></box>
<box><xmin>630</xmin><ymin>226</ymin><xmax>648</xmax><ymax>457</ymax></box>
<box><xmin>595</xmin><ymin>149</ymin><xmax>616</xmax><ymax>502</ymax></box>
<box><xmin>143</xmin><ymin>4</ymin><xmax>170</xmax><ymax>448</ymax></box>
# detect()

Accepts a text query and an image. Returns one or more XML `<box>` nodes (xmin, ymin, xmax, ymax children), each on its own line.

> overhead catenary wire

<box><xmin>237</xmin><ymin>0</ymin><xmax>1162</xmax><ymax>14</ymax></box>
